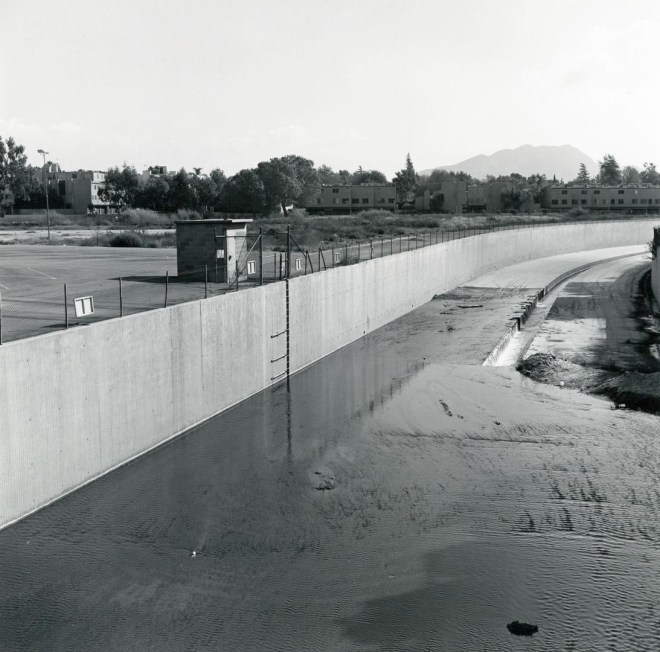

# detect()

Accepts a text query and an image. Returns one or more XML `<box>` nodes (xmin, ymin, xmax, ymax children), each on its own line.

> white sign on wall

<box><xmin>74</xmin><ymin>296</ymin><xmax>94</xmax><ymax>318</ymax></box>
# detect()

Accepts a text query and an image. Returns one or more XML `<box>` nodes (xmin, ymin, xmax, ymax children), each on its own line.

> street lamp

<box><xmin>37</xmin><ymin>149</ymin><xmax>50</xmax><ymax>239</ymax></box>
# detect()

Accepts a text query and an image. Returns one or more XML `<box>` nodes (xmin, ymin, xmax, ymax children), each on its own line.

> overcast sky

<box><xmin>1</xmin><ymin>0</ymin><xmax>659</xmax><ymax>177</ymax></box>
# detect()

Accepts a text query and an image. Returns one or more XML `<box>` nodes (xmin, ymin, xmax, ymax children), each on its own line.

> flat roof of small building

<box><xmin>175</xmin><ymin>218</ymin><xmax>253</xmax><ymax>225</ymax></box>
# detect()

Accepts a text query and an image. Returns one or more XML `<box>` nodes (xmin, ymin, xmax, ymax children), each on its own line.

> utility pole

<box><xmin>37</xmin><ymin>149</ymin><xmax>51</xmax><ymax>239</ymax></box>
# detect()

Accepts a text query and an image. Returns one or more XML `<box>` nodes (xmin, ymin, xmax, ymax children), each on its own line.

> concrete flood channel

<box><xmin>2</xmin><ymin>248</ymin><xmax>660</xmax><ymax>650</ymax></box>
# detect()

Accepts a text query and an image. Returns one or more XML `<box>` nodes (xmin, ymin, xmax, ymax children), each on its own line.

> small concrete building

<box><xmin>176</xmin><ymin>218</ymin><xmax>252</xmax><ymax>283</ymax></box>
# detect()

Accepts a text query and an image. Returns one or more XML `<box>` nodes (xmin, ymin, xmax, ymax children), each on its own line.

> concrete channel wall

<box><xmin>653</xmin><ymin>227</ymin><xmax>660</xmax><ymax>306</ymax></box>
<box><xmin>0</xmin><ymin>219</ymin><xmax>657</xmax><ymax>529</ymax></box>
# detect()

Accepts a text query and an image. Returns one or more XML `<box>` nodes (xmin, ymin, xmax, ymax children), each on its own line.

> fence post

<box><xmin>286</xmin><ymin>225</ymin><xmax>292</xmax><ymax>279</ymax></box>
<box><xmin>0</xmin><ymin>292</ymin><xmax>2</xmax><ymax>345</ymax></box>
<box><xmin>119</xmin><ymin>277</ymin><xmax>124</xmax><ymax>315</ymax></box>
<box><xmin>381</xmin><ymin>236</ymin><xmax>384</xmax><ymax>257</ymax></box>
<box><xmin>345</xmin><ymin>243</ymin><xmax>348</xmax><ymax>265</ymax></box>
<box><xmin>332</xmin><ymin>246</ymin><xmax>335</xmax><ymax>268</ymax></box>
<box><xmin>370</xmin><ymin>241</ymin><xmax>373</xmax><ymax>259</ymax></box>
<box><xmin>390</xmin><ymin>237</ymin><xmax>393</xmax><ymax>255</ymax></box>
<box><xmin>358</xmin><ymin>241</ymin><xmax>361</xmax><ymax>261</ymax></box>
<box><xmin>205</xmin><ymin>265</ymin><xmax>208</xmax><ymax>298</ymax></box>
<box><xmin>400</xmin><ymin>235</ymin><xmax>402</xmax><ymax>252</ymax></box>
<box><xmin>64</xmin><ymin>284</ymin><xmax>69</xmax><ymax>329</ymax></box>
<box><xmin>163</xmin><ymin>272</ymin><xmax>168</xmax><ymax>308</ymax></box>
<box><xmin>236</xmin><ymin>261</ymin><xmax>240</xmax><ymax>290</ymax></box>
<box><xmin>259</xmin><ymin>228</ymin><xmax>264</xmax><ymax>286</ymax></box>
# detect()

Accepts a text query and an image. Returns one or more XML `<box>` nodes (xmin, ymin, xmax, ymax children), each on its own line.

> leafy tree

<box><xmin>188</xmin><ymin>168</ymin><xmax>226</xmax><ymax>212</ymax></box>
<box><xmin>621</xmin><ymin>165</ymin><xmax>641</xmax><ymax>185</ymax></box>
<box><xmin>425</xmin><ymin>169</ymin><xmax>472</xmax><ymax>184</ymax></box>
<box><xmin>99</xmin><ymin>164</ymin><xmax>140</xmax><ymax>208</ymax></box>
<box><xmin>349</xmin><ymin>167</ymin><xmax>387</xmax><ymax>185</ymax></box>
<box><xmin>317</xmin><ymin>164</ymin><xmax>341</xmax><ymax>185</ymax></box>
<box><xmin>393</xmin><ymin>153</ymin><xmax>418</xmax><ymax>208</ymax></box>
<box><xmin>641</xmin><ymin>162</ymin><xmax>660</xmax><ymax>185</ymax></box>
<box><xmin>220</xmin><ymin>168</ymin><xmax>266</xmax><ymax>215</ymax></box>
<box><xmin>136</xmin><ymin>176</ymin><xmax>171</xmax><ymax>212</ymax></box>
<box><xmin>575</xmin><ymin>163</ymin><xmax>590</xmax><ymax>184</ymax></box>
<box><xmin>526</xmin><ymin>173</ymin><xmax>549</xmax><ymax>203</ymax></box>
<box><xmin>0</xmin><ymin>136</ymin><xmax>30</xmax><ymax>201</ymax></box>
<box><xmin>597</xmin><ymin>154</ymin><xmax>621</xmax><ymax>185</ymax></box>
<box><xmin>257</xmin><ymin>155</ymin><xmax>320</xmax><ymax>215</ymax></box>
<box><xmin>168</xmin><ymin>168</ymin><xmax>195</xmax><ymax>210</ymax></box>
<box><xmin>337</xmin><ymin>169</ymin><xmax>351</xmax><ymax>184</ymax></box>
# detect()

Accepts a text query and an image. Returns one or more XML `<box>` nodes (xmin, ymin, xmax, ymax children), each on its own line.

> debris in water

<box><xmin>312</xmin><ymin>468</ymin><xmax>336</xmax><ymax>491</ymax></box>
<box><xmin>507</xmin><ymin>621</ymin><xmax>538</xmax><ymax>636</ymax></box>
<box><xmin>190</xmin><ymin>551</ymin><xmax>197</xmax><ymax>558</ymax></box>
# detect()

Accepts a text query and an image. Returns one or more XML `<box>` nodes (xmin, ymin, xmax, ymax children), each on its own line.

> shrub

<box><xmin>109</xmin><ymin>231</ymin><xmax>143</xmax><ymax>247</ymax></box>
<box><xmin>568</xmin><ymin>207</ymin><xmax>585</xmax><ymax>218</ymax></box>
<box><xmin>175</xmin><ymin>208</ymin><xmax>202</xmax><ymax>221</ymax></box>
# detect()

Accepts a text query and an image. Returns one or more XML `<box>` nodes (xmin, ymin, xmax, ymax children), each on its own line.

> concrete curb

<box><xmin>482</xmin><ymin>252</ymin><xmax>646</xmax><ymax>366</ymax></box>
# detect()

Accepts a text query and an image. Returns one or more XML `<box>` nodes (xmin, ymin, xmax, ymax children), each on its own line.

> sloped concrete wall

<box><xmin>0</xmin><ymin>219</ymin><xmax>657</xmax><ymax>529</ymax></box>
<box><xmin>653</xmin><ymin>227</ymin><xmax>660</xmax><ymax>307</ymax></box>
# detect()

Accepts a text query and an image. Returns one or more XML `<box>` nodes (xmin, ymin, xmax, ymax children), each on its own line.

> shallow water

<box><xmin>2</xmin><ymin>301</ymin><xmax>660</xmax><ymax>651</ymax></box>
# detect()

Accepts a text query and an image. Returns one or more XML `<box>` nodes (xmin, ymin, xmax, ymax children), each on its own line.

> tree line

<box><xmin>2</xmin><ymin>133</ymin><xmax>660</xmax><ymax>216</ymax></box>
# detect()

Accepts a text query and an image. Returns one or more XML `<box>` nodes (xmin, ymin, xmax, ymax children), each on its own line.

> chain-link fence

<box><xmin>1</xmin><ymin>215</ymin><xmax>658</xmax><ymax>344</ymax></box>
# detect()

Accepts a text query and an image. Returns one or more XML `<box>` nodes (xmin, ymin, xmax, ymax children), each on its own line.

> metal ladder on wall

<box><xmin>270</xmin><ymin>278</ymin><xmax>290</xmax><ymax>385</ymax></box>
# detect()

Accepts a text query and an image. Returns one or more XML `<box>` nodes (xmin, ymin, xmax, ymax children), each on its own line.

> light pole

<box><xmin>37</xmin><ymin>149</ymin><xmax>51</xmax><ymax>239</ymax></box>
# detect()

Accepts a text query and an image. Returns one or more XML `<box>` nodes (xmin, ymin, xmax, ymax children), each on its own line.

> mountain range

<box><xmin>420</xmin><ymin>145</ymin><xmax>598</xmax><ymax>181</ymax></box>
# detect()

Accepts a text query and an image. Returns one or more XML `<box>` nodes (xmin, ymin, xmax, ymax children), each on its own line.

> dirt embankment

<box><xmin>519</xmin><ymin>271</ymin><xmax>660</xmax><ymax>413</ymax></box>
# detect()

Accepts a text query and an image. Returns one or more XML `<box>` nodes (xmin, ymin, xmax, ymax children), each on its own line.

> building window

<box><xmin>388</xmin><ymin>198</ymin><xmax>395</xmax><ymax>204</ymax></box>
<box><xmin>58</xmin><ymin>180</ymin><xmax>66</xmax><ymax>196</ymax></box>
<box><xmin>551</xmin><ymin>199</ymin><xmax>558</xmax><ymax>205</ymax></box>
<box><xmin>342</xmin><ymin>198</ymin><xmax>349</xmax><ymax>204</ymax></box>
<box><xmin>378</xmin><ymin>198</ymin><xmax>385</xmax><ymax>203</ymax></box>
<box><xmin>362</xmin><ymin>198</ymin><xmax>369</xmax><ymax>204</ymax></box>
<box><xmin>581</xmin><ymin>199</ymin><xmax>587</xmax><ymax>205</ymax></box>
<box><xmin>581</xmin><ymin>190</ymin><xmax>588</xmax><ymax>194</ymax></box>
<box><xmin>317</xmin><ymin>199</ymin><xmax>321</xmax><ymax>204</ymax></box>
<box><xmin>333</xmin><ymin>198</ymin><xmax>339</xmax><ymax>205</ymax></box>
<box><xmin>641</xmin><ymin>198</ymin><xmax>648</xmax><ymax>204</ymax></box>
<box><xmin>332</xmin><ymin>188</ymin><xmax>339</xmax><ymax>193</ymax></box>
<box><xmin>561</xmin><ymin>199</ymin><xmax>567</xmax><ymax>205</ymax></box>
<box><xmin>618</xmin><ymin>199</ymin><xmax>624</xmax><ymax>204</ymax></box>
<box><xmin>655</xmin><ymin>199</ymin><xmax>660</xmax><ymax>204</ymax></box>
<box><xmin>247</xmin><ymin>260</ymin><xmax>256</xmax><ymax>275</ymax></box>
<box><xmin>632</xmin><ymin>199</ymin><xmax>638</xmax><ymax>204</ymax></box>
<box><xmin>295</xmin><ymin>258</ymin><xmax>303</xmax><ymax>271</ymax></box>
<box><xmin>352</xmin><ymin>198</ymin><xmax>359</xmax><ymax>204</ymax></box>
<box><xmin>561</xmin><ymin>189</ymin><xmax>568</xmax><ymax>194</ymax></box>
<box><xmin>618</xmin><ymin>189</ymin><xmax>624</xmax><ymax>194</ymax></box>
<box><xmin>571</xmin><ymin>199</ymin><xmax>578</xmax><ymax>205</ymax></box>
<box><xmin>593</xmin><ymin>189</ymin><xmax>600</xmax><ymax>194</ymax></box>
<box><xmin>611</xmin><ymin>199</ymin><xmax>616</xmax><ymax>204</ymax></box>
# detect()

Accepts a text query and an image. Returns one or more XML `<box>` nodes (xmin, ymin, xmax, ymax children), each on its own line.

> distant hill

<box><xmin>420</xmin><ymin>145</ymin><xmax>598</xmax><ymax>182</ymax></box>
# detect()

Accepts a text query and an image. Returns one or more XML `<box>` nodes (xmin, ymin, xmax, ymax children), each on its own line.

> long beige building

<box><xmin>543</xmin><ymin>185</ymin><xmax>660</xmax><ymax>212</ymax></box>
<box><xmin>308</xmin><ymin>184</ymin><xmax>396</xmax><ymax>213</ymax></box>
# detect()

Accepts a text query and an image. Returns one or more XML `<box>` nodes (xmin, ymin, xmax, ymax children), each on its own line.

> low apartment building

<box><xmin>47</xmin><ymin>169</ymin><xmax>112</xmax><ymax>214</ymax></box>
<box><xmin>543</xmin><ymin>185</ymin><xmax>660</xmax><ymax>212</ymax></box>
<box><xmin>308</xmin><ymin>184</ymin><xmax>397</xmax><ymax>213</ymax></box>
<box><xmin>415</xmin><ymin>181</ymin><xmax>467</xmax><ymax>214</ymax></box>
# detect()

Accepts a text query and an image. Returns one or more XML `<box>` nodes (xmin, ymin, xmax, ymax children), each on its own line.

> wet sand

<box><xmin>1</xmin><ymin>249</ymin><xmax>660</xmax><ymax>650</ymax></box>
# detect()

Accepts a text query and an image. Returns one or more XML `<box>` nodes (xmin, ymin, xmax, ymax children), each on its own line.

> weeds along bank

<box><xmin>0</xmin><ymin>219</ymin><xmax>656</xmax><ymax>529</ymax></box>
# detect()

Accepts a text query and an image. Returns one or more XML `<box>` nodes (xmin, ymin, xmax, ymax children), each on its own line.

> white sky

<box><xmin>1</xmin><ymin>0</ymin><xmax>659</xmax><ymax>177</ymax></box>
